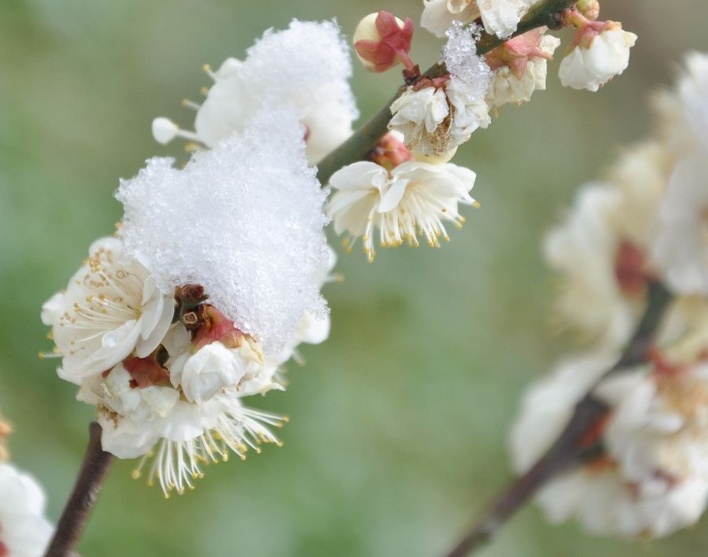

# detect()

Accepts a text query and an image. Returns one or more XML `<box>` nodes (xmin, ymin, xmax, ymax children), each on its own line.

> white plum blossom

<box><xmin>486</xmin><ymin>32</ymin><xmax>561</xmax><ymax>107</ymax></box>
<box><xmin>651</xmin><ymin>53</ymin><xmax>708</xmax><ymax>296</ymax></box>
<box><xmin>389</xmin><ymin>86</ymin><xmax>450</xmax><ymax>155</ymax></box>
<box><xmin>0</xmin><ymin>463</ymin><xmax>54</xmax><ymax>557</ymax></box>
<box><xmin>421</xmin><ymin>0</ymin><xmax>480</xmax><ymax>38</ymax></box>
<box><xmin>559</xmin><ymin>25</ymin><xmax>638</xmax><ymax>92</ymax></box>
<box><xmin>78</xmin><ymin>361</ymin><xmax>181</xmax><ymax>458</ymax></box>
<box><xmin>510</xmin><ymin>352</ymin><xmax>708</xmax><ymax>538</ymax></box>
<box><xmin>327</xmin><ymin>159</ymin><xmax>477</xmax><ymax>261</ymax></box>
<box><xmin>389</xmin><ymin>78</ymin><xmax>490</xmax><ymax>157</ymax></box>
<box><xmin>475</xmin><ymin>0</ymin><xmax>537</xmax><ymax>39</ymax></box>
<box><xmin>152</xmin><ymin>20</ymin><xmax>358</xmax><ymax>164</ymax></box>
<box><xmin>171</xmin><ymin>339</ymin><xmax>264</xmax><ymax>404</ymax></box>
<box><xmin>44</xmin><ymin>102</ymin><xmax>334</xmax><ymax>494</ymax></box>
<box><xmin>41</xmin><ymin>237</ymin><xmax>175</xmax><ymax>383</ymax></box>
<box><xmin>544</xmin><ymin>141</ymin><xmax>670</xmax><ymax>349</ymax></box>
<box><xmin>421</xmin><ymin>0</ymin><xmax>535</xmax><ymax>39</ymax></box>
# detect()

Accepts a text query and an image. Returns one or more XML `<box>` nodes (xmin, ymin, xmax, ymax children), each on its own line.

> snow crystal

<box><xmin>116</xmin><ymin>107</ymin><xmax>330</xmax><ymax>353</ymax></box>
<box><xmin>442</xmin><ymin>22</ymin><xmax>492</xmax><ymax>97</ymax></box>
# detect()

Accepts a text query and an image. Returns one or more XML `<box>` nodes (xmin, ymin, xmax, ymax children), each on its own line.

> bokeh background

<box><xmin>1</xmin><ymin>1</ymin><xmax>707</xmax><ymax>556</ymax></box>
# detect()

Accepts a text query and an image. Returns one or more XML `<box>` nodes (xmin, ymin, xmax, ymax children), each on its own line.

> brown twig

<box><xmin>45</xmin><ymin>422</ymin><xmax>114</xmax><ymax>557</ymax></box>
<box><xmin>443</xmin><ymin>281</ymin><xmax>672</xmax><ymax>557</ymax></box>
<box><xmin>316</xmin><ymin>0</ymin><xmax>576</xmax><ymax>185</ymax></box>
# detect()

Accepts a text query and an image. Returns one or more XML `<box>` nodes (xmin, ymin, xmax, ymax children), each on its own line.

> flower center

<box><xmin>613</xmin><ymin>240</ymin><xmax>647</xmax><ymax>297</ymax></box>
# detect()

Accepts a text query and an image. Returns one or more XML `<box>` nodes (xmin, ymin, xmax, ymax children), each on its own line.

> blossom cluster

<box><xmin>328</xmin><ymin>0</ymin><xmax>636</xmax><ymax>260</ymax></box>
<box><xmin>42</xmin><ymin>23</ymin><xmax>341</xmax><ymax>496</ymax></box>
<box><xmin>510</xmin><ymin>52</ymin><xmax>708</xmax><ymax>538</ymax></box>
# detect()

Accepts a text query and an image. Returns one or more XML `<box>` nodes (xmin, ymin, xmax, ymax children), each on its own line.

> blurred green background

<box><xmin>1</xmin><ymin>1</ymin><xmax>707</xmax><ymax>556</ymax></box>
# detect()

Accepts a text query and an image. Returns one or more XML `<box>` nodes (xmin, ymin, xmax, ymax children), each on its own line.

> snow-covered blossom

<box><xmin>152</xmin><ymin>20</ymin><xmax>358</xmax><ymax>164</ymax></box>
<box><xmin>421</xmin><ymin>0</ymin><xmax>535</xmax><ymax>39</ymax></box>
<box><xmin>119</xmin><ymin>108</ymin><xmax>330</xmax><ymax>355</ymax></box>
<box><xmin>327</xmin><ymin>159</ymin><xmax>477</xmax><ymax>261</ymax></box>
<box><xmin>510</xmin><ymin>351</ymin><xmax>708</xmax><ymax>538</ymax></box>
<box><xmin>485</xmin><ymin>30</ymin><xmax>561</xmax><ymax>107</ymax></box>
<box><xmin>0</xmin><ymin>463</ymin><xmax>54</xmax><ymax>557</ymax></box>
<box><xmin>652</xmin><ymin>53</ymin><xmax>708</xmax><ymax>296</ymax></box>
<box><xmin>389</xmin><ymin>78</ymin><xmax>491</xmax><ymax>157</ymax></box>
<box><xmin>44</xmin><ymin>105</ymin><xmax>334</xmax><ymax>494</ymax></box>
<box><xmin>559</xmin><ymin>23</ymin><xmax>637</xmax><ymax>92</ymax></box>
<box><xmin>41</xmin><ymin>237</ymin><xmax>174</xmax><ymax>384</ymax></box>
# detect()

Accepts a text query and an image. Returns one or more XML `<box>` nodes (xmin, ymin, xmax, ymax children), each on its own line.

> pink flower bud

<box><xmin>353</xmin><ymin>11</ymin><xmax>414</xmax><ymax>73</ymax></box>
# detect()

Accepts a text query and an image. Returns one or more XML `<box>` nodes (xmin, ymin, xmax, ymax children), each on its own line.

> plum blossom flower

<box><xmin>421</xmin><ymin>0</ymin><xmax>536</xmax><ymax>39</ymax></box>
<box><xmin>559</xmin><ymin>21</ymin><xmax>637</xmax><ymax>92</ymax></box>
<box><xmin>151</xmin><ymin>20</ymin><xmax>358</xmax><ymax>164</ymax></box>
<box><xmin>44</xmin><ymin>106</ymin><xmax>334</xmax><ymax>494</ymax></box>
<box><xmin>41</xmin><ymin>237</ymin><xmax>174</xmax><ymax>383</ymax></box>
<box><xmin>544</xmin><ymin>141</ymin><xmax>672</xmax><ymax>349</ymax></box>
<box><xmin>651</xmin><ymin>53</ymin><xmax>708</xmax><ymax>296</ymax></box>
<box><xmin>485</xmin><ymin>30</ymin><xmax>561</xmax><ymax>107</ymax></box>
<box><xmin>389</xmin><ymin>77</ymin><xmax>491</xmax><ymax>157</ymax></box>
<box><xmin>326</xmin><ymin>158</ymin><xmax>477</xmax><ymax>261</ymax></box>
<box><xmin>0</xmin><ymin>463</ymin><xmax>54</xmax><ymax>557</ymax></box>
<box><xmin>421</xmin><ymin>0</ymin><xmax>480</xmax><ymax>38</ymax></box>
<box><xmin>510</xmin><ymin>352</ymin><xmax>708</xmax><ymax>538</ymax></box>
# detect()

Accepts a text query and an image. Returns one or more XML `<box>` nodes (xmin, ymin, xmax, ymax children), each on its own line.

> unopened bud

<box><xmin>353</xmin><ymin>11</ymin><xmax>415</xmax><ymax>73</ymax></box>
<box><xmin>370</xmin><ymin>131</ymin><xmax>415</xmax><ymax>170</ymax></box>
<box><xmin>152</xmin><ymin>117</ymin><xmax>180</xmax><ymax>144</ymax></box>
<box><xmin>577</xmin><ymin>0</ymin><xmax>600</xmax><ymax>20</ymax></box>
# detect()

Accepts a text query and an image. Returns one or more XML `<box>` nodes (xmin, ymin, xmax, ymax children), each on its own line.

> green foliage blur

<box><xmin>1</xmin><ymin>1</ymin><xmax>707</xmax><ymax>555</ymax></box>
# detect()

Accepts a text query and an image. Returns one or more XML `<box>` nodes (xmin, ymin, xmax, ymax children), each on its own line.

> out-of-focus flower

<box><xmin>510</xmin><ymin>351</ymin><xmax>708</xmax><ymax>538</ymax></box>
<box><xmin>389</xmin><ymin>77</ymin><xmax>491</xmax><ymax>157</ymax></box>
<box><xmin>327</xmin><ymin>157</ymin><xmax>477</xmax><ymax>261</ymax></box>
<box><xmin>544</xmin><ymin>141</ymin><xmax>672</xmax><ymax>349</ymax></box>
<box><xmin>152</xmin><ymin>20</ymin><xmax>358</xmax><ymax>164</ymax></box>
<box><xmin>651</xmin><ymin>53</ymin><xmax>708</xmax><ymax>296</ymax></box>
<box><xmin>0</xmin><ymin>463</ymin><xmax>54</xmax><ymax>557</ymax></box>
<box><xmin>0</xmin><ymin>411</ymin><xmax>10</xmax><ymax>462</ymax></box>
<box><xmin>353</xmin><ymin>11</ymin><xmax>414</xmax><ymax>73</ymax></box>
<box><xmin>41</xmin><ymin>237</ymin><xmax>174</xmax><ymax>383</ymax></box>
<box><xmin>559</xmin><ymin>20</ymin><xmax>637</xmax><ymax>92</ymax></box>
<box><xmin>485</xmin><ymin>29</ymin><xmax>561</xmax><ymax>107</ymax></box>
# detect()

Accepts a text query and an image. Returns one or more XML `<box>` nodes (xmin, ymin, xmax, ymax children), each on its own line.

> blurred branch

<box><xmin>45</xmin><ymin>422</ymin><xmax>114</xmax><ymax>557</ymax></box>
<box><xmin>316</xmin><ymin>0</ymin><xmax>575</xmax><ymax>185</ymax></box>
<box><xmin>442</xmin><ymin>281</ymin><xmax>673</xmax><ymax>557</ymax></box>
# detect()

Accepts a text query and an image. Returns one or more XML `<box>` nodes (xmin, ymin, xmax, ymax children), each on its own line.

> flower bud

<box><xmin>576</xmin><ymin>0</ymin><xmax>600</xmax><ymax>20</ymax></box>
<box><xmin>559</xmin><ymin>22</ymin><xmax>637</xmax><ymax>92</ymax></box>
<box><xmin>353</xmin><ymin>11</ymin><xmax>414</xmax><ymax>73</ymax></box>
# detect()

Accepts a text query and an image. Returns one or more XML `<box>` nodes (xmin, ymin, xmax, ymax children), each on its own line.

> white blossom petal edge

<box><xmin>0</xmin><ymin>463</ymin><xmax>54</xmax><ymax>557</ymax></box>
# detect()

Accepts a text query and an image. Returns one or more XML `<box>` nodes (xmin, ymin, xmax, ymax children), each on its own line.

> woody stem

<box><xmin>45</xmin><ymin>422</ymin><xmax>114</xmax><ymax>557</ymax></box>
